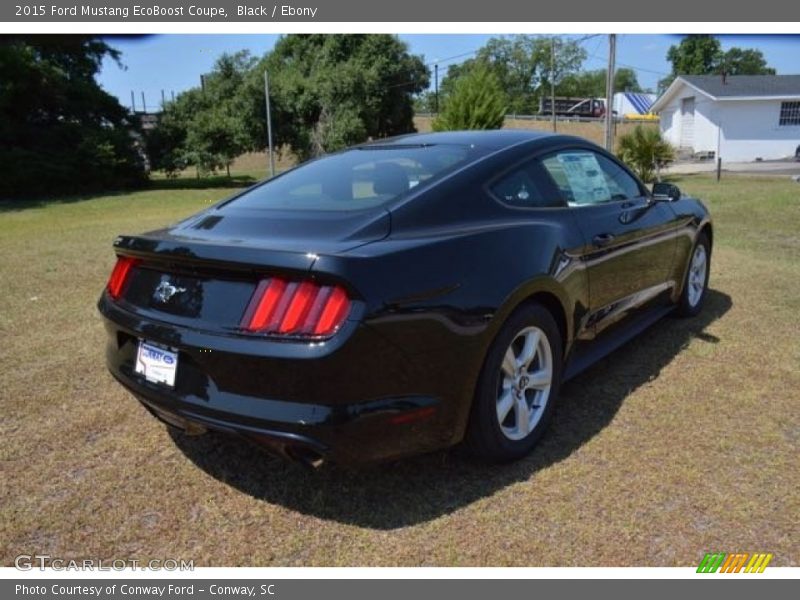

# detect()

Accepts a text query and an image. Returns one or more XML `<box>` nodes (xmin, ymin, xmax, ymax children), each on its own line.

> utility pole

<box><xmin>200</xmin><ymin>74</ymin><xmax>206</xmax><ymax>93</ymax></box>
<box><xmin>264</xmin><ymin>70</ymin><xmax>275</xmax><ymax>178</ymax></box>
<box><xmin>716</xmin><ymin>118</ymin><xmax>722</xmax><ymax>182</ymax></box>
<box><xmin>604</xmin><ymin>34</ymin><xmax>616</xmax><ymax>152</ymax></box>
<box><xmin>434</xmin><ymin>64</ymin><xmax>439</xmax><ymax>115</ymax></box>
<box><xmin>551</xmin><ymin>37</ymin><xmax>557</xmax><ymax>132</ymax></box>
<box><xmin>130</xmin><ymin>90</ymin><xmax>136</xmax><ymax>112</ymax></box>
<box><xmin>141</xmin><ymin>91</ymin><xmax>147</xmax><ymax>113</ymax></box>
<box><xmin>161</xmin><ymin>89</ymin><xmax>166</xmax><ymax>109</ymax></box>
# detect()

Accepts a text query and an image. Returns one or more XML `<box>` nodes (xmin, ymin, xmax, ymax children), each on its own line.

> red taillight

<box><xmin>106</xmin><ymin>256</ymin><xmax>138</xmax><ymax>300</ymax></box>
<box><xmin>241</xmin><ymin>277</ymin><xmax>351</xmax><ymax>338</ymax></box>
<box><xmin>313</xmin><ymin>286</ymin><xmax>350</xmax><ymax>336</ymax></box>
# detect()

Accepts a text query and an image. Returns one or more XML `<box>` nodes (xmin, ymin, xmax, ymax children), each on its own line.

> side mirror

<box><xmin>652</xmin><ymin>182</ymin><xmax>681</xmax><ymax>202</ymax></box>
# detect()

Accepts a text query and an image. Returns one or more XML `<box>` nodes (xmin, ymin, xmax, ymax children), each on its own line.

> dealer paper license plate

<box><xmin>135</xmin><ymin>340</ymin><xmax>178</xmax><ymax>387</ymax></box>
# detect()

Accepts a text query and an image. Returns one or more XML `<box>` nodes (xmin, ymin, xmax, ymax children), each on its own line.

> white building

<box><xmin>652</xmin><ymin>74</ymin><xmax>800</xmax><ymax>162</ymax></box>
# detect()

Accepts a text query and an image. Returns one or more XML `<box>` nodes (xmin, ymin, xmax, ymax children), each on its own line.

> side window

<box><xmin>489</xmin><ymin>161</ymin><xmax>564</xmax><ymax>208</ymax></box>
<box><xmin>597</xmin><ymin>154</ymin><xmax>643</xmax><ymax>200</ymax></box>
<box><xmin>541</xmin><ymin>150</ymin><xmax>643</xmax><ymax>206</ymax></box>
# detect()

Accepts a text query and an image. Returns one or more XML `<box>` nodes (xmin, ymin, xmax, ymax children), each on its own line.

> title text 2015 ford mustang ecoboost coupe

<box><xmin>98</xmin><ymin>130</ymin><xmax>712</xmax><ymax>467</ymax></box>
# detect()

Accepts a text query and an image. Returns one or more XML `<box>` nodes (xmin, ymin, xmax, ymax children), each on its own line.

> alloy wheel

<box><xmin>687</xmin><ymin>244</ymin><xmax>707</xmax><ymax>307</ymax></box>
<box><xmin>496</xmin><ymin>326</ymin><xmax>553</xmax><ymax>441</ymax></box>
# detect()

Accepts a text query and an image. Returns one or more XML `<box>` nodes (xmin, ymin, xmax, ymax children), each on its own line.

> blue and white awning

<box><xmin>623</xmin><ymin>93</ymin><xmax>655</xmax><ymax>114</ymax></box>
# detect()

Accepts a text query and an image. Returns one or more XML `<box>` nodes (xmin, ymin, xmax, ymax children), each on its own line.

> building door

<box><xmin>680</xmin><ymin>97</ymin><xmax>695</xmax><ymax>149</ymax></box>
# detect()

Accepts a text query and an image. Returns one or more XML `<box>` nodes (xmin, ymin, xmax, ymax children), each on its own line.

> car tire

<box><xmin>676</xmin><ymin>231</ymin><xmax>711</xmax><ymax>318</ymax></box>
<box><xmin>465</xmin><ymin>303</ymin><xmax>563</xmax><ymax>462</ymax></box>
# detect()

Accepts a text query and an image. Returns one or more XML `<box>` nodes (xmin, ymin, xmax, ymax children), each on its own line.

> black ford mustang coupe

<box><xmin>99</xmin><ymin>130</ymin><xmax>712</xmax><ymax>467</ymax></box>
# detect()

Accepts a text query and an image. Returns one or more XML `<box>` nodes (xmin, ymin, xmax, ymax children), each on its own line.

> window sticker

<box><xmin>557</xmin><ymin>153</ymin><xmax>610</xmax><ymax>204</ymax></box>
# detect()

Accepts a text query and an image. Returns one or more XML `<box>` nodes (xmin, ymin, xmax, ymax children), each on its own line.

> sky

<box><xmin>97</xmin><ymin>34</ymin><xmax>800</xmax><ymax>111</ymax></box>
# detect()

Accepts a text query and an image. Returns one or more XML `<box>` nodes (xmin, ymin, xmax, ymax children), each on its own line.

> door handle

<box><xmin>592</xmin><ymin>233</ymin><xmax>616</xmax><ymax>247</ymax></box>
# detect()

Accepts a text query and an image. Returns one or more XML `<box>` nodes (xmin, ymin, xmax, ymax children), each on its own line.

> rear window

<box><xmin>228</xmin><ymin>145</ymin><xmax>473</xmax><ymax>211</ymax></box>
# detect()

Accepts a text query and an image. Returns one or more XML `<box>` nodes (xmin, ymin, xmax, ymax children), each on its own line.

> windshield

<box><xmin>227</xmin><ymin>144</ymin><xmax>473</xmax><ymax>211</ymax></box>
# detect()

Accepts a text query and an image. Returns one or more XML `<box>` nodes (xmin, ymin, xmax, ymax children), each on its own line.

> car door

<box><xmin>539</xmin><ymin>147</ymin><xmax>677</xmax><ymax>338</ymax></box>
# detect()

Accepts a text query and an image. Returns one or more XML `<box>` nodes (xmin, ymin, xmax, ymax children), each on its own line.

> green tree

<box><xmin>668</xmin><ymin>35</ymin><xmax>722</xmax><ymax>76</ymax></box>
<box><xmin>614</xmin><ymin>68</ymin><xmax>643</xmax><ymax>93</ymax></box>
<box><xmin>616</xmin><ymin>125</ymin><xmax>675</xmax><ymax>183</ymax></box>
<box><xmin>184</xmin><ymin>104</ymin><xmax>250</xmax><ymax>176</ymax></box>
<box><xmin>242</xmin><ymin>35</ymin><xmax>428</xmax><ymax>160</ymax></box>
<box><xmin>558</xmin><ymin>67</ymin><xmax>643</xmax><ymax>97</ymax></box>
<box><xmin>432</xmin><ymin>64</ymin><xmax>506</xmax><ymax>131</ymax></box>
<box><xmin>439</xmin><ymin>60</ymin><xmax>472</xmax><ymax>102</ymax></box>
<box><xmin>0</xmin><ymin>35</ymin><xmax>144</xmax><ymax>197</ymax></box>
<box><xmin>144</xmin><ymin>88</ymin><xmax>200</xmax><ymax>176</ymax></box>
<box><xmin>477</xmin><ymin>36</ymin><xmax>543</xmax><ymax>114</ymax></box>
<box><xmin>194</xmin><ymin>51</ymin><xmax>254</xmax><ymax>174</ymax></box>
<box><xmin>537</xmin><ymin>36</ymin><xmax>588</xmax><ymax>106</ymax></box>
<box><xmin>152</xmin><ymin>52</ymin><xmax>268</xmax><ymax>175</ymax></box>
<box><xmin>149</xmin><ymin>51</ymin><xmax>254</xmax><ymax>176</ymax></box>
<box><xmin>718</xmin><ymin>48</ymin><xmax>776</xmax><ymax>76</ymax></box>
<box><xmin>413</xmin><ymin>91</ymin><xmax>439</xmax><ymax>114</ymax></box>
<box><xmin>659</xmin><ymin>35</ymin><xmax>776</xmax><ymax>92</ymax></box>
<box><xmin>439</xmin><ymin>35</ymin><xmax>587</xmax><ymax>115</ymax></box>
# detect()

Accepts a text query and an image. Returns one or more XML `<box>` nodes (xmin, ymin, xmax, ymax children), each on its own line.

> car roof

<box><xmin>361</xmin><ymin>129</ymin><xmax>563</xmax><ymax>152</ymax></box>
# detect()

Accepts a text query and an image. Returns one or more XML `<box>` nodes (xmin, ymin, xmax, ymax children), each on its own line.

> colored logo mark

<box><xmin>697</xmin><ymin>552</ymin><xmax>773</xmax><ymax>573</ymax></box>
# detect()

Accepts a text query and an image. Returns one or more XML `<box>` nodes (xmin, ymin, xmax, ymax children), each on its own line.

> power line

<box><xmin>573</xmin><ymin>34</ymin><xmax>602</xmax><ymax>45</ymax></box>
<box><xmin>616</xmin><ymin>61</ymin><xmax>670</xmax><ymax>77</ymax></box>
<box><xmin>386</xmin><ymin>48</ymin><xmax>482</xmax><ymax>90</ymax></box>
<box><xmin>588</xmin><ymin>36</ymin><xmax>605</xmax><ymax>61</ymax></box>
<box><xmin>393</xmin><ymin>35</ymin><xmax>669</xmax><ymax>95</ymax></box>
<box><xmin>426</xmin><ymin>49</ymin><xmax>479</xmax><ymax>68</ymax></box>
<box><xmin>585</xmin><ymin>51</ymin><xmax>670</xmax><ymax>77</ymax></box>
<box><xmin>394</xmin><ymin>35</ymin><xmax>604</xmax><ymax>92</ymax></box>
<box><xmin>427</xmin><ymin>34</ymin><xmax>599</xmax><ymax>70</ymax></box>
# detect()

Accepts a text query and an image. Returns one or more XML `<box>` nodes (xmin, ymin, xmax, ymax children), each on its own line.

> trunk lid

<box><xmin>110</xmin><ymin>206</ymin><xmax>388</xmax><ymax>332</ymax></box>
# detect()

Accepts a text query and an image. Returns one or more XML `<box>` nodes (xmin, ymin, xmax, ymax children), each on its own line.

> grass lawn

<box><xmin>0</xmin><ymin>174</ymin><xmax>798</xmax><ymax>566</ymax></box>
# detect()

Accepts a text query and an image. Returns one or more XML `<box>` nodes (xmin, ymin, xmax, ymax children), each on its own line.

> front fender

<box><xmin>668</xmin><ymin>197</ymin><xmax>713</xmax><ymax>302</ymax></box>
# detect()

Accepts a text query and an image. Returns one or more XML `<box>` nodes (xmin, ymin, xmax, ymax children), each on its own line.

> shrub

<box><xmin>432</xmin><ymin>64</ymin><xmax>507</xmax><ymax>131</ymax></box>
<box><xmin>616</xmin><ymin>125</ymin><xmax>675</xmax><ymax>183</ymax></box>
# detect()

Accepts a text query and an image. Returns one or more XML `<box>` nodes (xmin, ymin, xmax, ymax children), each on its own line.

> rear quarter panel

<box><xmin>312</xmin><ymin>199</ymin><xmax>590</xmax><ymax>442</ymax></box>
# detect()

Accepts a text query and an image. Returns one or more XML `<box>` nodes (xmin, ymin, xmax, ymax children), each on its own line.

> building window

<box><xmin>779</xmin><ymin>101</ymin><xmax>800</xmax><ymax>126</ymax></box>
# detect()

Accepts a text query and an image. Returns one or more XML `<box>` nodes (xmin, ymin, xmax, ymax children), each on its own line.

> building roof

<box><xmin>652</xmin><ymin>74</ymin><xmax>800</xmax><ymax>112</ymax></box>
<box><xmin>682</xmin><ymin>74</ymin><xmax>800</xmax><ymax>97</ymax></box>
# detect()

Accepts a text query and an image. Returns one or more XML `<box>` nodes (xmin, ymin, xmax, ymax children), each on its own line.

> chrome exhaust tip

<box><xmin>285</xmin><ymin>446</ymin><xmax>326</xmax><ymax>470</ymax></box>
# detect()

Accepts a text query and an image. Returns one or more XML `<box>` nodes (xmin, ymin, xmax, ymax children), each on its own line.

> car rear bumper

<box><xmin>99</xmin><ymin>295</ymin><xmax>456</xmax><ymax>465</ymax></box>
<box><xmin>122</xmin><ymin>379</ymin><xmax>331</xmax><ymax>468</ymax></box>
